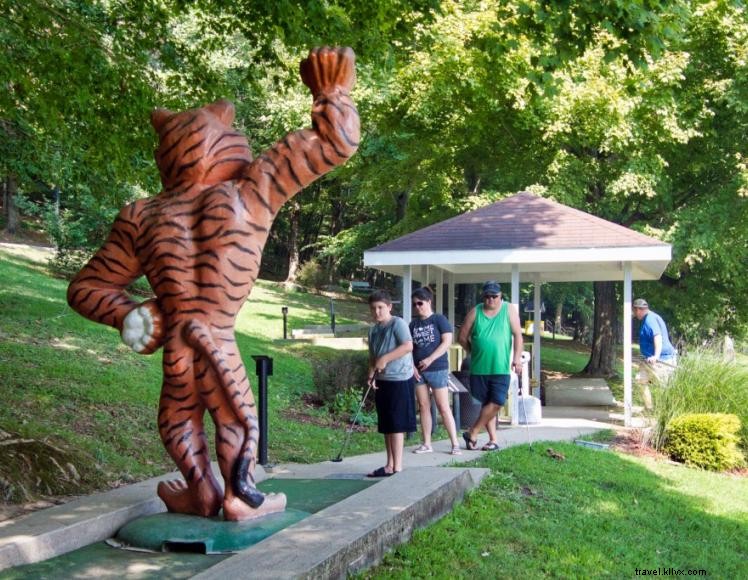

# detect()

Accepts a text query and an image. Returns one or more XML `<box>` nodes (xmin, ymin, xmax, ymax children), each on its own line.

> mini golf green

<box><xmin>2</xmin><ymin>478</ymin><xmax>374</xmax><ymax>580</ymax></box>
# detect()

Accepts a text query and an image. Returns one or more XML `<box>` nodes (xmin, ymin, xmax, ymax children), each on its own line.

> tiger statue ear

<box><xmin>151</xmin><ymin>108</ymin><xmax>173</xmax><ymax>134</ymax></box>
<box><xmin>205</xmin><ymin>99</ymin><xmax>235</xmax><ymax>126</ymax></box>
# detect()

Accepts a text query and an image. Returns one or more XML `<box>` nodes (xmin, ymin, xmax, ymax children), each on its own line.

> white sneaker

<box><xmin>413</xmin><ymin>444</ymin><xmax>433</xmax><ymax>454</ymax></box>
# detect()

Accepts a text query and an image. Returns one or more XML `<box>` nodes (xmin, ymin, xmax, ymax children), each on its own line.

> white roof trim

<box><xmin>364</xmin><ymin>245</ymin><xmax>671</xmax><ymax>267</ymax></box>
<box><xmin>364</xmin><ymin>246</ymin><xmax>671</xmax><ymax>283</ymax></box>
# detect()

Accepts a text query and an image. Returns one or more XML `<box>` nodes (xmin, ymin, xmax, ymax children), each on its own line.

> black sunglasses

<box><xmin>412</xmin><ymin>301</ymin><xmax>425</xmax><ymax>306</ymax></box>
<box><xmin>484</xmin><ymin>295</ymin><xmax>499</xmax><ymax>299</ymax></box>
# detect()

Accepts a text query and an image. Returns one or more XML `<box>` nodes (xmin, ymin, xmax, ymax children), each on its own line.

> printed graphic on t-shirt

<box><xmin>412</xmin><ymin>322</ymin><xmax>437</xmax><ymax>347</ymax></box>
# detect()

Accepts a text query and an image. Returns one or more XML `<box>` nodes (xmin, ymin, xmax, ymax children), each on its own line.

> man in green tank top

<box><xmin>458</xmin><ymin>281</ymin><xmax>523</xmax><ymax>451</ymax></box>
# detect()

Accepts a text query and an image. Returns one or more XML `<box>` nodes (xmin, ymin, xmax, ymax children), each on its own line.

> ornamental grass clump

<box><xmin>664</xmin><ymin>413</ymin><xmax>745</xmax><ymax>471</ymax></box>
<box><xmin>650</xmin><ymin>347</ymin><xmax>748</xmax><ymax>450</ymax></box>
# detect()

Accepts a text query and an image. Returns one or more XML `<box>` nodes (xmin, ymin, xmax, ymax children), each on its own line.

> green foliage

<box><xmin>664</xmin><ymin>413</ymin><xmax>745</xmax><ymax>471</ymax></box>
<box><xmin>309</xmin><ymin>348</ymin><xmax>369</xmax><ymax>405</ymax></box>
<box><xmin>329</xmin><ymin>388</ymin><xmax>377</xmax><ymax>427</ymax></box>
<box><xmin>651</xmin><ymin>346</ymin><xmax>748</xmax><ymax>449</ymax></box>
<box><xmin>296</xmin><ymin>259</ymin><xmax>330</xmax><ymax>290</ymax></box>
<box><xmin>2</xmin><ymin>0</ymin><xmax>747</xmax><ymax>346</ymax></box>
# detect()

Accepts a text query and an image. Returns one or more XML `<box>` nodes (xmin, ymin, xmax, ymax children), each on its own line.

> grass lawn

<box><xmin>365</xmin><ymin>441</ymin><xmax>748</xmax><ymax>578</ymax></box>
<box><xmin>0</xmin><ymin>246</ymin><xmax>382</xmax><ymax>498</ymax></box>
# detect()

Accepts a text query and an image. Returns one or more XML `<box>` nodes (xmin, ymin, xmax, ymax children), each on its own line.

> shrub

<box><xmin>651</xmin><ymin>346</ymin><xmax>748</xmax><ymax>450</ymax></box>
<box><xmin>309</xmin><ymin>348</ymin><xmax>369</xmax><ymax>405</ymax></box>
<box><xmin>664</xmin><ymin>413</ymin><xmax>745</xmax><ymax>471</ymax></box>
<box><xmin>49</xmin><ymin>247</ymin><xmax>92</xmax><ymax>279</ymax></box>
<box><xmin>297</xmin><ymin>259</ymin><xmax>330</xmax><ymax>290</ymax></box>
<box><xmin>330</xmin><ymin>388</ymin><xmax>377</xmax><ymax>426</ymax></box>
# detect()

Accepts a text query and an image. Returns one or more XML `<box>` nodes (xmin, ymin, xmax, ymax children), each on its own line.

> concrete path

<box><xmin>0</xmin><ymin>415</ymin><xmax>613</xmax><ymax>577</ymax></box>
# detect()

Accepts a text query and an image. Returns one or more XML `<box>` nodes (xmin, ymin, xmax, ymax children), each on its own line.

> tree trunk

<box><xmin>395</xmin><ymin>190</ymin><xmax>409</xmax><ymax>222</ymax></box>
<box><xmin>4</xmin><ymin>175</ymin><xmax>19</xmax><ymax>235</ymax></box>
<box><xmin>327</xmin><ymin>188</ymin><xmax>344</xmax><ymax>284</ymax></box>
<box><xmin>284</xmin><ymin>199</ymin><xmax>301</xmax><ymax>285</ymax></box>
<box><xmin>583</xmin><ymin>281</ymin><xmax>617</xmax><ymax>377</ymax></box>
<box><xmin>554</xmin><ymin>301</ymin><xmax>563</xmax><ymax>337</ymax></box>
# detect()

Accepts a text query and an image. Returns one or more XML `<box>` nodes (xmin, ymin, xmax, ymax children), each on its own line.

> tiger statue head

<box><xmin>150</xmin><ymin>99</ymin><xmax>252</xmax><ymax>191</ymax></box>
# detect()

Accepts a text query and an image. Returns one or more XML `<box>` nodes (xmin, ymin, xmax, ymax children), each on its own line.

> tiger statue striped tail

<box><xmin>66</xmin><ymin>47</ymin><xmax>360</xmax><ymax>521</ymax></box>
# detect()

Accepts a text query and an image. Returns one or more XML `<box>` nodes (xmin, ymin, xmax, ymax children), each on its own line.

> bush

<box><xmin>297</xmin><ymin>259</ymin><xmax>330</xmax><ymax>290</ymax></box>
<box><xmin>664</xmin><ymin>413</ymin><xmax>745</xmax><ymax>471</ymax></box>
<box><xmin>309</xmin><ymin>348</ymin><xmax>369</xmax><ymax>405</ymax></box>
<box><xmin>651</xmin><ymin>347</ymin><xmax>748</xmax><ymax>450</ymax></box>
<box><xmin>330</xmin><ymin>388</ymin><xmax>377</xmax><ymax>426</ymax></box>
<box><xmin>48</xmin><ymin>247</ymin><xmax>92</xmax><ymax>279</ymax></box>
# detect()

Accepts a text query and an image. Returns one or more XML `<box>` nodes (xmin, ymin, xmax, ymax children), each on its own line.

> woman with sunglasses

<box><xmin>409</xmin><ymin>287</ymin><xmax>461</xmax><ymax>455</ymax></box>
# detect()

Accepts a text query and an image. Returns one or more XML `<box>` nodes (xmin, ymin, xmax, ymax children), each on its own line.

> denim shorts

<box><xmin>415</xmin><ymin>369</ymin><xmax>450</xmax><ymax>389</ymax></box>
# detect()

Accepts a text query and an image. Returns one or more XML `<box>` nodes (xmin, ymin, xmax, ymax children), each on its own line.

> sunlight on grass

<box><xmin>366</xmin><ymin>443</ymin><xmax>748</xmax><ymax>578</ymax></box>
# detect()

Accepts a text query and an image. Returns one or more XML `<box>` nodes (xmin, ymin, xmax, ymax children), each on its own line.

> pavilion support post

<box><xmin>437</xmin><ymin>268</ymin><xmax>445</xmax><ymax>316</ymax></box>
<box><xmin>448</xmin><ymin>272</ymin><xmax>455</xmax><ymax>327</ymax></box>
<box><xmin>510</xmin><ymin>265</ymin><xmax>520</xmax><ymax>426</ymax></box>
<box><xmin>623</xmin><ymin>262</ymin><xmax>633</xmax><ymax>427</ymax></box>
<box><xmin>403</xmin><ymin>265</ymin><xmax>413</xmax><ymax>323</ymax></box>
<box><xmin>533</xmin><ymin>277</ymin><xmax>541</xmax><ymax>398</ymax></box>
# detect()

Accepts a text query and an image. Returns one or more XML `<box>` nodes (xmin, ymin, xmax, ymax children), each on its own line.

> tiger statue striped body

<box><xmin>67</xmin><ymin>47</ymin><xmax>359</xmax><ymax>520</ymax></box>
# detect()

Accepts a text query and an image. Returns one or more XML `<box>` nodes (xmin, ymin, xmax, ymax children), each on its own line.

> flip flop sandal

<box><xmin>481</xmin><ymin>441</ymin><xmax>500</xmax><ymax>451</ymax></box>
<box><xmin>367</xmin><ymin>466</ymin><xmax>394</xmax><ymax>478</ymax></box>
<box><xmin>413</xmin><ymin>444</ymin><xmax>433</xmax><ymax>454</ymax></box>
<box><xmin>450</xmin><ymin>445</ymin><xmax>463</xmax><ymax>455</ymax></box>
<box><xmin>462</xmin><ymin>431</ymin><xmax>478</xmax><ymax>451</ymax></box>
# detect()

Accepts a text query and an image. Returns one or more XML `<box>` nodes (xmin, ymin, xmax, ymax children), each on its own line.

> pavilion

<box><xmin>363</xmin><ymin>191</ymin><xmax>672</xmax><ymax>426</ymax></box>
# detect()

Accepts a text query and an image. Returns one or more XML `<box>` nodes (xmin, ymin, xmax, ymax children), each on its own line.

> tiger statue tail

<box><xmin>182</xmin><ymin>319</ymin><xmax>265</xmax><ymax>509</ymax></box>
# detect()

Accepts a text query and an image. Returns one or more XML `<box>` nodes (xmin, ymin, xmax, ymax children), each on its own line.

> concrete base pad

<box><xmin>545</xmin><ymin>378</ymin><xmax>617</xmax><ymax>406</ymax></box>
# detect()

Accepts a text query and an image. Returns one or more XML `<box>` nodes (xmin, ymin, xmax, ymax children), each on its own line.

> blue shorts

<box><xmin>415</xmin><ymin>369</ymin><xmax>450</xmax><ymax>389</ymax></box>
<box><xmin>469</xmin><ymin>374</ymin><xmax>511</xmax><ymax>406</ymax></box>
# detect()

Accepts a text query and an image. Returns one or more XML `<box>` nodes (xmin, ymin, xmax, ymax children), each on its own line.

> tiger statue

<box><xmin>67</xmin><ymin>47</ymin><xmax>360</xmax><ymax>520</ymax></box>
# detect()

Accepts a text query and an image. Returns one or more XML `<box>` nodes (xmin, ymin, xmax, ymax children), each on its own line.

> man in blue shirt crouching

<box><xmin>633</xmin><ymin>298</ymin><xmax>677</xmax><ymax>409</ymax></box>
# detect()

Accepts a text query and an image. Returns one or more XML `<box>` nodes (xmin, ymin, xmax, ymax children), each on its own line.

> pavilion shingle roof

<box><xmin>368</xmin><ymin>191</ymin><xmax>667</xmax><ymax>252</ymax></box>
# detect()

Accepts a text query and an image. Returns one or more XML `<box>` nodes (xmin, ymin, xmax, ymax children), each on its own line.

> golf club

<box><xmin>518</xmin><ymin>352</ymin><xmax>533</xmax><ymax>448</ymax></box>
<box><xmin>331</xmin><ymin>379</ymin><xmax>375</xmax><ymax>462</ymax></box>
<box><xmin>518</xmin><ymin>380</ymin><xmax>533</xmax><ymax>448</ymax></box>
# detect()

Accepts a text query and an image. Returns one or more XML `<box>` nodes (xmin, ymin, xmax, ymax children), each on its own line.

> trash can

<box><xmin>454</xmin><ymin>357</ymin><xmax>482</xmax><ymax>429</ymax></box>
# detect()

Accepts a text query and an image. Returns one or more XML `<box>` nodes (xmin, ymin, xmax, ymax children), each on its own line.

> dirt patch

<box><xmin>0</xmin><ymin>428</ymin><xmax>99</xmax><ymax>522</ymax></box>
<box><xmin>541</xmin><ymin>370</ymin><xmax>572</xmax><ymax>381</ymax></box>
<box><xmin>725</xmin><ymin>467</ymin><xmax>748</xmax><ymax>478</ymax></box>
<box><xmin>0</xmin><ymin>241</ymin><xmax>54</xmax><ymax>265</ymax></box>
<box><xmin>609</xmin><ymin>430</ymin><xmax>670</xmax><ymax>461</ymax></box>
<box><xmin>0</xmin><ymin>431</ymin><xmax>90</xmax><ymax>504</ymax></box>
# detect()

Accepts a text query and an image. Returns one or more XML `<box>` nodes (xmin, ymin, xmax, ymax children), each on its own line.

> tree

<box><xmin>346</xmin><ymin>0</ymin><xmax>747</xmax><ymax>367</ymax></box>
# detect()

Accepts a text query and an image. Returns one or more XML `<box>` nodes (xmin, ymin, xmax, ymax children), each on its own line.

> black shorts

<box><xmin>469</xmin><ymin>374</ymin><xmax>511</xmax><ymax>406</ymax></box>
<box><xmin>374</xmin><ymin>378</ymin><xmax>417</xmax><ymax>434</ymax></box>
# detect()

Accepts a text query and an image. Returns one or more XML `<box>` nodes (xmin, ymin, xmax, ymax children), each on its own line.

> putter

<box><xmin>331</xmin><ymin>380</ymin><xmax>375</xmax><ymax>462</ymax></box>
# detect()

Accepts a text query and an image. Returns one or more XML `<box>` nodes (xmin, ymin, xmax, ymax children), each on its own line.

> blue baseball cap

<box><xmin>482</xmin><ymin>281</ymin><xmax>501</xmax><ymax>296</ymax></box>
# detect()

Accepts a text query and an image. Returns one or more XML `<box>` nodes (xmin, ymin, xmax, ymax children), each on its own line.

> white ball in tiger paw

<box><xmin>121</xmin><ymin>301</ymin><xmax>163</xmax><ymax>354</ymax></box>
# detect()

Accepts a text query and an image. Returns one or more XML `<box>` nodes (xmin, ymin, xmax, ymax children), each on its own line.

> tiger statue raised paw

<box><xmin>67</xmin><ymin>47</ymin><xmax>359</xmax><ymax>520</ymax></box>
